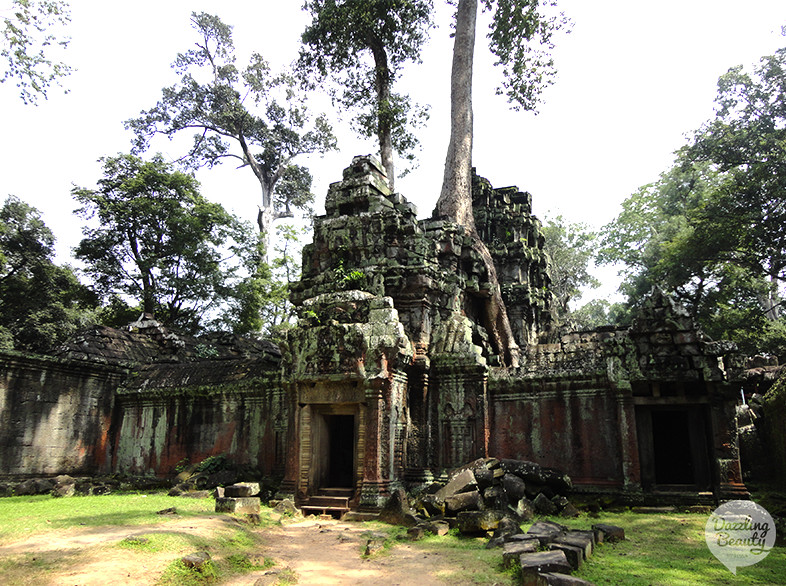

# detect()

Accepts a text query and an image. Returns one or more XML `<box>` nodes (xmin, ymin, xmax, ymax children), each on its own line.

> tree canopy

<box><xmin>0</xmin><ymin>195</ymin><xmax>97</xmax><ymax>352</ymax></box>
<box><xmin>299</xmin><ymin>0</ymin><xmax>434</xmax><ymax>188</ymax></box>
<box><xmin>126</xmin><ymin>12</ymin><xmax>336</xmax><ymax>256</ymax></box>
<box><xmin>1</xmin><ymin>0</ymin><xmax>72</xmax><ymax>104</ymax></box>
<box><xmin>599</xmin><ymin>47</ymin><xmax>786</xmax><ymax>357</ymax></box>
<box><xmin>73</xmin><ymin>154</ymin><xmax>252</xmax><ymax>334</ymax></box>
<box><xmin>541</xmin><ymin>215</ymin><xmax>599</xmax><ymax>323</ymax></box>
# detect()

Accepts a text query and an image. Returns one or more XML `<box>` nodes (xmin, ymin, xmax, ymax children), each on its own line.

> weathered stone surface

<box><xmin>592</xmin><ymin>523</ymin><xmax>625</xmax><ymax>543</ymax></box>
<box><xmin>156</xmin><ymin>507</ymin><xmax>177</xmax><ymax>515</ymax></box>
<box><xmin>512</xmin><ymin>497</ymin><xmax>536</xmax><ymax>522</ymax></box>
<box><xmin>445</xmin><ymin>489</ymin><xmax>484</xmax><ymax>514</ymax></box>
<box><xmin>527</xmin><ymin>520</ymin><xmax>566</xmax><ymax>545</ymax></box>
<box><xmin>424</xmin><ymin>520</ymin><xmax>450</xmax><ymax>536</ymax></box>
<box><xmin>182</xmin><ymin>551</ymin><xmax>211</xmax><ymax>569</ymax></box>
<box><xmin>519</xmin><ymin>550</ymin><xmax>573</xmax><ymax>574</ymax></box>
<box><xmin>502</xmin><ymin>539</ymin><xmax>539</xmax><ymax>566</ymax></box>
<box><xmin>560</xmin><ymin>503</ymin><xmax>581</xmax><ymax>518</ymax></box>
<box><xmin>533</xmin><ymin>492</ymin><xmax>559</xmax><ymax>515</ymax></box>
<box><xmin>486</xmin><ymin>516</ymin><xmax>523</xmax><ymax>548</ymax></box>
<box><xmin>435</xmin><ymin>468</ymin><xmax>477</xmax><ymax>502</ymax></box>
<box><xmin>456</xmin><ymin>510</ymin><xmax>504</xmax><ymax>534</ymax></box>
<box><xmin>215</xmin><ymin>497</ymin><xmax>261</xmax><ymax>514</ymax></box>
<box><xmin>549</xmin><ymin>543</ymin><xmax>583</xmax><ymax>570</ymax></box>
<box><xmin>407</xmin><ymin>525</ymin><xmax>426</xmax><ymax>541</ymax></box>
<box><xmin>225</xmin><ymin>482</ymin><xmax>260</xmax><ymax>497</ymax></box>
<box><xmin>273</xmin><ymin>498</ymin><xmax>299</xmax><ymax>516</ymax></box>
<box><xmin>502</xmin><ymin>473</ymin><xmax>528</xmax><ymax>503</ymax></box>
<box><xmin>379</xmin><ymin>488</ymin><xmax>420</xmax><ymax>526</ymax></box>
<box><xmin>554</xmin><ymin>531</ymin><xmax>594</xmax><ymax>559</ymax></box>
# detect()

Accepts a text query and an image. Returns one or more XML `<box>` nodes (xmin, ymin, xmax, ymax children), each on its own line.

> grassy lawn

<box><xmin>1</xmin><ymin>493</ymin><xmax>785</xmax><ymax>585</ymax></box>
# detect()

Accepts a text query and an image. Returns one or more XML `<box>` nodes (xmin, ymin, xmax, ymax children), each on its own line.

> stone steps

<box><xmin>301</xmin><ymin>488</ymin><xmax>352</xmax><ymax>517</ymax></box>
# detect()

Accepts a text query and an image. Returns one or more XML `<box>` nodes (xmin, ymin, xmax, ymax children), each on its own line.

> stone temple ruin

<box><xmin>0</xmin><ymin>156</ymin><xmax>752</xmax><ymax>511</ymax></box>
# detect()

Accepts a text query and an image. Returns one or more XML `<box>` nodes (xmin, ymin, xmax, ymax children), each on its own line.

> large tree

<box><xmin>0</xmin><ymin>196</ymin><xmax>97</xmax><ymax>352</ymax></box>
<box><xmin>1</xmin><ymin>0</ymin><xmax>72</xmax><ymax>104</ymax></box>
<box><xmin>298</xmin><ymin>0</ymin><xmax>434</xmax><ymax>189</ymax></box>
<box><xmin>73</xmin><ymin>154</ymin><xmax>252</xmax><ymax>334</ymax></box>
<box><xmin>435</xmin><ymin>0</ymin><xmax>568</xmax><ymax>365</ymax></box>
<box><xmin>126</xmin><ymin>12</ymin><xmax>336</xmax><ymax>258</ymax></box>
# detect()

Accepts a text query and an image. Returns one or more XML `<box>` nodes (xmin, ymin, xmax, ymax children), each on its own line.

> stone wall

<box><xmin>0</xmin><ymin>351</ymin><xmax>125</xmax><ymax>477</ymax></box>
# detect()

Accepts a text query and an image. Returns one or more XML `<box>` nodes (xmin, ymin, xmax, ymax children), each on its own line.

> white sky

<box><xmin>2</xmin><ymin>0</ymin><xmax>785</xmax><ymax>303</ymax></box>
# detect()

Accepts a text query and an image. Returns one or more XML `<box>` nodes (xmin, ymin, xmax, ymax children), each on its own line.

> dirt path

<box><xmin>0</xmin><ymin>516</ymin><xmax>473</xmax><ymax>585</ymax></box>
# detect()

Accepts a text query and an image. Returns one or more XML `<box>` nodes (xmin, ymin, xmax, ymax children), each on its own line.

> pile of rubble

<box><xmin>409</xmin><ymin>457</ymin><xmax>578</xmax><ymax>527</ymax></box>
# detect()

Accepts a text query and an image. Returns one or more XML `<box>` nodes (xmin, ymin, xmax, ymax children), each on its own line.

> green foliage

<box><xmin>333</xmin><ymin>259</ymin><xmax>367</xmax><ymax>291</ymax></box>
<box><xmin>1</xmin><ymin>0</ymin><xmax>72</xmax><ymax>104</ymax></box>
<box><xmin>0</xmin><ymin>195</ymin><xmax>98</xmax><ymax>352</ymax></box>
<box><xmin>299</xmin><ymin>0</ymin><xmax>433</xmax><ymax>179</ymax></box>
<box><xmin>220</xmin><ymin>224</ymin><xmax>307</xmax><ymax>338</ymax></box>
<box><xmin>158</xmin><ymin>558</ymin><xmax>219</xmax><ymax>585</ymax></box>
<box><xmin>541</xmin><ymin>215</ymin><xmax>599</xmax><ymax>321</ymax></box>
<box><xmin>127</xmin><ymin>12</ymin><xmax>336</xmax><ymax>235</ymax></box>
<box><xmin>482</xmin><ymin>0</ymin><xmax>572</xmax><ymax>111</ymax></box>
<box><xmin>599</xmin><ymin>48</ymin><xmax>786</xmax><ymax>357</ymax></box>
<box><xmin>570</xmin><ymin>299</ymin><xmax>628</xmax><ymax>330</ymax></box>
<box><xmin>73</xmin><ymin>153</ymin><xmax>253</xmax><ymax>334</ymax></box>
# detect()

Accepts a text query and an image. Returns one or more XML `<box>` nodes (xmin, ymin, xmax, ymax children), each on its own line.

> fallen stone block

<box><xmin>554</xmin><ymin>531</ymin><xmax>594</xmax><ymax>559</ymax></box>
<box><xmin>503</xmin><ymin>473</ymin><xmax>528</xmax><ymax>502</ymax></box>
<box><xmin>182</xmin><ymin>551</ymin><xmax>211</xmax><ymax>569</ymax></box>
<box><xmin>549</xmin><ymin>543</ymin><xmax>583</xmax><ymax>571</ymax></box>
<box><xmin>527</xmin><ymin>520</ymin><xmax>566</xmax><ymax>545</ymax></box>
<box><xmin>519</xmin><ymin>550</ymin><xmax>573</xmax><ymax>575</ymax></box>
<box><xmin>456</xmin><ymin>510</ymin><xmax>504</xmax><ymax>534</ymax></box>
<box><xmin>502</xmin><ymin>540</ymin><xmax>539</xmax><ymax>567</ymax></box>
<box><xmin>215</xmin><ymin>497</ymin><xmax>261</xmax><ymax>514</ymax></box>
<box><xmin>445</xmin><ymin>489</ymin><xmax>483</xmax><ymax>514</ymax></box>
<box><xmin>534</xmin><ymin>492</ymin><xmax>559</xmax><ymax>515</ymax></box>
<box><xmin>592</xmin><ymin>523</ymin><xmax>625</xmax><ymax>543</ymax></box>
<box><xmin>224</xmin><ymin>482</ymin><xmax>260</xmax><ymax>497</ymax></box>
<box><xmin>435</xmin><ymin>468</ymin><xmax>477</xmax><ymax>502</ymax></box>
<box><xmin>407</xmin><ymin>525</ymin><xmax>426</xmax><ymax>541</ymax></box>
<box><xmin>424</xmin><ymin>520</ymin><xmax>450</xmax><ymax>536</ymax></box>
<box><xmin>560</xmin><ymin>502</ymin><xmax>581</xmax><ymax>518</ymax></box>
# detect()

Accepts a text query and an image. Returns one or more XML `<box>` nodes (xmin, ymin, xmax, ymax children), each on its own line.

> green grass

<box><xmin>0</xmin><ymin>492</ymin><xmax>215</xmax><ymax>543</ymax></box>
<box><xmin>547</xmin><ymin>511</ymin><xmax>786</xmax><ymax>585</ymax></box>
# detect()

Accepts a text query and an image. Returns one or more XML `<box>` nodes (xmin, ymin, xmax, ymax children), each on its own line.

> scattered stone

<box><xmin>560</xmin><ymin>502</ymin><xmax>581</xmax><ymax>518</ymax></box>
<box><xmin>549</xmin><ymin>543</ymin><xmax>583</xmax><ymax>570</ymax></box>
<box><xmin>379</xmin><ymin>488</ymin><xmax>420</xmax><ymax>527</ymax></box>
<box><xmin>52</xmin><ymin>475</ymin><xmax>76</xmax><ymax>498</ymax></box>
<box><xmin>423</xmin><ymin>520</ymin><xmax>450</xmax><ymax>536</ymax></box>
<box><xmin>434</xmin><ymin>468</ymin><xmax>477</xmax><ymax>502</ymax></box>
<box><xmin>225</xmin><ymin>482</ymin><xmax>261</xmax><ymax>497</ymax></box>
<box><xmin>181</xmin><ymin>551</ymin><xmax>211</xmax><ymax>569</ymax></box>
<box><xmin>592</xmin><ymin>523</ymin><xmax>625</xmax><ymax>543</ymax></box>
<box><xmin>245</xmin><ymin>513</ymin><xmax>261</xmax><ymax>525</ymax></box>
<box><xmin>407</xmin><ymin>525</ymin><xmax>426</xmax><ymax>541</ymax></box>
<box><xmin>512</xmin><ymin>497</ymin><xmax>536</xmax><ymax>522</ymax></box>
<box><xmin>502</xmin><ymin>473</ymin><xmax>528</xmax><ymax>503</ymax></box>
<box><xmin>273</xmin><ymin>498</ymin><xmax>299</xmax><ymax>516</ymax></box>
<box><xmin>554</xmin><ymin>531</ymin><xmax>594</xmax><ymax>558</ymax></box>
<box><xmin>486</xmin><ymin>516</ymin><xmax>522</xmax><ymax>548</ymax></box>
<box><xmin>502</xmin><ymin>540</ymin><xmax>539</xmax><ymax>567</ymax></box>
<box><xmin>456</xmin><ymin>510</ymin><xmax>504</xmax><ymax>534</ymax></box>
<box><xmin>519</xmin><ymin>550</ymin><xmax>573</xmax><ymax>575</ymax></box>
<box><xmin>445</xmin><ymin>489</ymin><xmax>484</xmax><ymax>514</ymax></box>
<box><xmin>156</xmin><ymin>507</ymin><xmax>177</xmax><ymax>515</ymax></box>
<box><xmin>363</xmin><ymin>533</ymin><xmax>388</xmax><ymax>556</ymax></box>
<box><xmin>215</xmin><ymin>497</ymin><xmax>260</xmax><ymax>514</ymax></box>
<box><xmin>533</xmin><ymin>492</ymin><xmax>559</xmax><ymax>515</ymax></box>
<box><xmin>527</xmin><ymin>520</ymin><xmax>566</xmax><ymax>545</ymax></box>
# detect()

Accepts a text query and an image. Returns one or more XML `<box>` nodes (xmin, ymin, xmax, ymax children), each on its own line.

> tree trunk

<box><xmin>436</xmin><ymin>0</ymin><xmax>520</xmax><ymax>367</ymax></box>
<box><xmin>370</xmin><ymin>40</ymin><xmax>395</xmax><ymax>190</ymax></box>
<box><xmin>435</xmin><ymin>0</ymin><xmax>476</xmax><ymax>226</ymax></box>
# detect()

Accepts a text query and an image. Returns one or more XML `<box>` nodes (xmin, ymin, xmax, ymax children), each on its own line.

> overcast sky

<box><xmin>2</xmin><ymin>0</ymin><xmax>785</xmax><ymax>303</ymax></box>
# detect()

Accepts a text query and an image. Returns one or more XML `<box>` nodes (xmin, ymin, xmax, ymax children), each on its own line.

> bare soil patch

<box><xmin>0</xmin><ymin>515</ymin><xmax>499</xmax><ymax>585</ymax></box>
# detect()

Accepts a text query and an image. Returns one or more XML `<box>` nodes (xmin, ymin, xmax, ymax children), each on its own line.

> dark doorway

<box><xmin>638</xmin><ymin>406</ymin><xmax>712</xmax><ymax>490</ymax></box>
<box><xmin>325</xmin><ymin>414</ymin><xmax>354</xmax><ymax>487</ymax></box>
<box><xmin>652</xmin><ymin>410</ymin><xmax>693</xmax><ymax>484</ymax></box>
